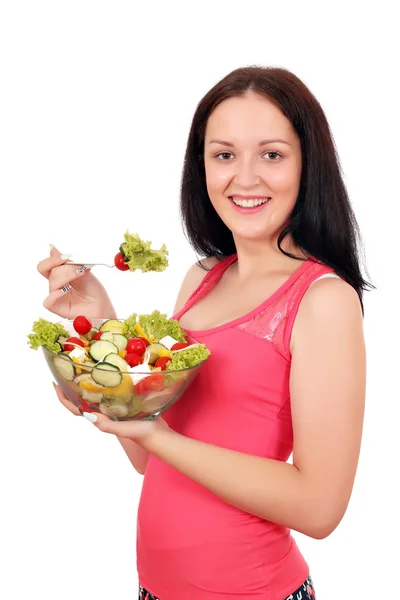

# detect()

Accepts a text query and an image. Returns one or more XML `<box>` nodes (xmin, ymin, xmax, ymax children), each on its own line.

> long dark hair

<box><xmin>180</xmin><ymin>65</ymin><xmax>375</xmax><ymax>313</ymax></box>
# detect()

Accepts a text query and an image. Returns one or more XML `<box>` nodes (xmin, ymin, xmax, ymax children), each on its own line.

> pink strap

<box><xmin>172</xmin><ymin>254</ymin><xmax>237</xmax><ymax>321</ymax></box>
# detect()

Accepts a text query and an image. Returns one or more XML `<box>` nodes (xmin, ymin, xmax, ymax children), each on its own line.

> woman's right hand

<box><xmin>37</xmin><ymin>246</ymin><xmax>116</xmax><ymax>319</ymax></box>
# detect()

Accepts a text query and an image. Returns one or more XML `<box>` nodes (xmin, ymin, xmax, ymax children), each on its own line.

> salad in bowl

<box><xmin>28</xmin><ymin>311</ymin><xmax>210</xmax><ymax>421</ymax></box>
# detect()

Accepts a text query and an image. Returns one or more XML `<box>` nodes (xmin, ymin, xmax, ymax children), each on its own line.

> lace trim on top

<box><xmin>174</xmin><ymin>254</ymin><xmax>337</xmax><ymax>362</ymax></box>
<box><xmin>236</xmin><ymin>261</ymin><xmax>337</xmax><ymax>362</ymax></box>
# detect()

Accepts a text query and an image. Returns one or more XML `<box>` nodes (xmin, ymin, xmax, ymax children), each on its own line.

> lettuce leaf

<box><xmin>121</xmin><ymin>313</ymin><xmax>138</xmax><ymax>338</ymax></box>
<box><xmin>28</xmin><ymin>319</ymin><xmax>69</xmax><ymax>353</ymax></box>
<box><xmin>166</xmin><ymin>344</ymin><xmax>210</xmax><ymax>371</ymax></box>
<box><xmin>122</xmin><ymin>310</ymin><xmax>186</xmax><ymax>343</ymax></box>
<box><xmin>122</xmin><ymin>231</ymin><xmax>169</xmax><ymax>273</ymax></box>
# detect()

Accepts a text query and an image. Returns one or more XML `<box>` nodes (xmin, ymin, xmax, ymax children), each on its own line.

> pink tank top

<box><xmin>137</xmin><ymin>254</ymin><xmax>339</xmax><ymax>599</ymax></box>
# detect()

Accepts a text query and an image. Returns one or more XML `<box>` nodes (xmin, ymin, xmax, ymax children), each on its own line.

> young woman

<box><xmin>37</xmin><ymin>66</ymin><xmax>371</xmax><ymax>599</ymax></box>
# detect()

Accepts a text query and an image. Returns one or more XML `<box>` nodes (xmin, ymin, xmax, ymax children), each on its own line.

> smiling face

<box><xmin>203</xmin><ymin>91</ymin><xmax>303</xmax><ymax>246</ymax></box>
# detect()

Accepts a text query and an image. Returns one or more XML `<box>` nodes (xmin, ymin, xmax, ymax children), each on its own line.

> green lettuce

<box><xmin>122</xmin><ymin>310</ymin><xmax>186</xmax><ymax>343</ymax></box>
<box><xmin>121</xmin><ymin>313</ymin><xmax>138</xmax><ymax>337</ymax></box>
<box><xmin>166</xmin><ymin>344</ymin><xmax>210</xmax><ymax>371</ymax></box>
<box><xmin>28</xmin><ymin>319</ymin><xmax>69</xmax><ymax>353</ymax></box>
<box><xmin>121</xmin><ymin>231</ymin><xmax>169</xmax><ymax>273</ymax></box>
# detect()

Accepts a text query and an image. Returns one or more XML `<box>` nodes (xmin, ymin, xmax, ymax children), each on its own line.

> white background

<box><xmin>1</xmin><ymin>1</ymin><xmax>399</xmax><ymax>598</ymax></box>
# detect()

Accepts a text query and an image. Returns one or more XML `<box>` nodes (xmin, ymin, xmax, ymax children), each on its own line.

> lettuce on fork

<box><xmin>121</xmin><ymin>231</ymin><xmax>169</xmax><ymax>273</ymax></box>
<box><xmin>167</xmin><ymin>344</ymin><xmax>211</xmax><ymax>371</ymax></box>
<box><xmin>27</xmin><ymin>319</ymin><xmax>69</xmax><ymax>352</ymax></box>
<box><xmin>122</xmin><ymin>310</ymin><xmax>186</xmax><ymax>343</ymax></box>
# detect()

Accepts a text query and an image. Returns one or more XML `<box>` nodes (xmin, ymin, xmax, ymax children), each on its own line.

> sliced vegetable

<box><xmin>53</xmin><ymin>353</ymin><xmax>75</xmax><ymax>381</ymax></box>
<box><xmin>100</xmin><ymin>331</ymin><xmax>114</xmax><ymax>342</ymax></box>
<box><xmin>89</xmin><ymin>340</ymin><xmax>119</xmax><ymax>362</ymax></box>
<box><xmin>100</xmin><ymin>398</ymin><xmax>130</xmax><ymax>418</ymax></box>
<box><xmin>112</xmin><ymin>333</ymin><xmax>128</xmax><ymax>351</ymax></box>
<box><xmin>99</xmin><ymin>319</ymin><xmax>125</xmax><ymax>334</ymax></box>
<box><xmin>145</xmin><ymin>343</ymin><xmax>171</xmax><ymax>365</ymax></box>
<box><xmin>103</xmin><ymin>352</ymin><xmax>129</xmax><ymax>371</ymax></box>
<box><xmin>64</xmin><ymin>337</ymin><xmax>85</xmax><ymax>352</ymax></box>
<box><xmin>91</xmin><ymin>363</ymin><xmax>122</xmax><ymax>387</ymax></box>
<box><xmin>171</xmin><ymin>342</ymin><xmax>189</xmax><ymax>351</ymax></box>
<box><xmin>135</xmin><ymin>372</ymin><xmax>164</xmax><ymax>395</ymax></box>
<box><xmin>155</xmin><ymin>356</ymin><xmax>172</xmax><ymax>370</ymax></box>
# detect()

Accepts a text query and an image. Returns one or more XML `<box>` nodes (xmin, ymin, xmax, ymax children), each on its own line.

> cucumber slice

<box><xmin>103</xmin><ymin>353</ymin><xmax>129</xmax><ymax>371</ymax></box>
<box><xmin>53</xmin><ymin>353</ymin><xmax>76</xmax><ymax>381</ymax></box>
<box><xmin>91</xmin><ymin>363</ymin><xmax>122</xmax><ymax>387</ymax></box>
<box><xmin>99</xmin><ymin>319</ymin><xmax>124</xmax><ymax>334</ymax></box>
<box><xmin>111</xmin><ymin>333</ymin><xmax>128</xmax><ymax>351</ymax></box>
<box><xmin>80</xmin><ymin>360</ymin><xmax>96</xmax><ymax>372</ymax></box>
<box><xmin>100</xmin><ymin>331</ymin><xmax>114</xmax><ymax>342</ymax></box>
<box><xmin>57</xmin><ymin>336</ymin><xmax>68</xmax><ymax>349</ymax></box>
<box><xmin>89</xmin><ymin>340</ymin><xmax>119</xmax><ymax>362</ymax></box>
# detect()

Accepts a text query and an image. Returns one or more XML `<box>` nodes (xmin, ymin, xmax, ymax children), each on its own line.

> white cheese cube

<box><xmin>69</xmin><ymin>347</ymin><xmax>87</xmax><ymax>362</ymax></box>
<box><xmin>129</xmin><ymin>363</ymin><xmax>153</xmax><ymax>385</ymax></box>
<box><xmin>158</xmin><ymin>335</ymin><xmax>180</xmax><ymax>350</ymax></box>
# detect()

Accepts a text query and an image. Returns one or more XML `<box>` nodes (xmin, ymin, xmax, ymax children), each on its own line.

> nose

<box><xmin>233</xmin><ymin>156</ymin><xmax>261</xmax><ymax>188</ymax></box>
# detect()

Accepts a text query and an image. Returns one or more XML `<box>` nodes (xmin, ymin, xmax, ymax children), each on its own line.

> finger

<box><xmin>53</xmin><ymin>383</ymin><xmax>82</xmax><ymax>416</ymax></box>
<box><xmin>48</xmin><ymin>264</ymin><xmax>90</xmax><ymax>293</ymax></box>
<box><xmin>37</xmin><ymin>247</ymin><xmax>72</xmax><ymax>279</ymax></box>
<box><xmin>43</xmin><ymin>286</ymin><xmax>72</xmax><ymax>313</ymax></box>
<box><xmin>84</xmin><ymin>411</ymin><xmax>148</xmax><ymax>440</ymax></box>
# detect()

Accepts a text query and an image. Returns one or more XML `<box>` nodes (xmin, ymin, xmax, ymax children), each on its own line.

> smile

<box><xmin>229</xmin><ymin>196</ymin><xmax>271</xmax><ymax>208</ymax></box>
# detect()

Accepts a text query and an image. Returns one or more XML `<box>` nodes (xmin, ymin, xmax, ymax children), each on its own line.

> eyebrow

<box><xmin>208</xmin><ymin>138</ymin><xmax>291</xmax><ymax>147</ymax></box>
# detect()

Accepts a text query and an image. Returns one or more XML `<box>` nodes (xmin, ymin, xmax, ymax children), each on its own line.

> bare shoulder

<box><xmin>289</xmin><ymin>276</ymin><xmax>366</xmax><ymax>538</ymax></box>
<box><xmin>290</xmin><ymin>276</ymin><xmax>363</xmax><ymax>354</ymax></box>
<box><xmin>173</xmin><ymin>256</ymin><xmax>220</xmax><ymax>315</ymax></box>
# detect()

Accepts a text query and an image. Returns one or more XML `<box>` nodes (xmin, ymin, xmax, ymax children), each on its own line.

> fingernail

<box><xmin>61</xmin><ymin>253</ymin><xmax>72</xmax><ymax>260</ymax></box>
<box><xmin>83</xmin><ymin>412</ymin><xmax>98</xmax><ymax>423</ymax></box>
<box><xmin>52</xmin><ymin>381</ymin><xmax>57</xmax><ymax>388</ymax></box>
<box><xmin>61</xmin><ymin>285</ymin><xmax>72</xmax><ymax>293</ymax></box>
<box><xmin>77</xmin><ymin>265</ymin><xmax>89</xmax><ymax>273</ymax></box>
<box><xmin>49</xmin><ymin>244</ymin><xmax>56</xmax><ymax>249</ymax></box>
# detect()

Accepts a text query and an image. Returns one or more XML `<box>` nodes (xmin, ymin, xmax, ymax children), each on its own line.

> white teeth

<box><xmin>231</xmin><ymin>197</ymin><xmax>269</xmax><ymax>208</ymax></box>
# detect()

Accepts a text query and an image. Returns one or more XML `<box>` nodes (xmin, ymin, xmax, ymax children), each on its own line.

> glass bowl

<box><xmin>42</xmin><ymin>318</ymin><xmax>206</xmax><ymax>421</ymax></box>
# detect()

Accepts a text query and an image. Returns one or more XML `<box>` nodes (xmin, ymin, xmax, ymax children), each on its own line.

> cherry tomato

<box><xmin>135</xmin><ymin>373</ymin><xmax>165</xmax><ymax>395</ymax></box>
<box><xmin>125</xmin><ymin>352</ymin><xmax>142</xmax><ymax>367</ymax></box>
<box><xmin>64</xmin><ymin>337</ymin><xmax>85</xmax><ymax>352</ymax></box>
<box><xmin>79</xmin><ymin>399</ymin><xmax>93</xmax><ymax>413</ymax></box>
<box><xmin>93</xmin><ymin>331</ymin><xmax>103</xmax><ymax>340</ymax></box>
<box><xmin>114</xmin><ymin>252</ymin><xmax>130</xmax><ymax>271</ymax></box>
<box><xmin>73</xmin><ymin>315</ymin><xmax>92</xmax><ymax>335</ymax></box>
<box><xmin>171</xmin><ymin>342</ymin><xmax>188</xmax><ymax>351</ymax></box>
<box><xmin>126</xmin><ymin>337</ymin><xmax>147</xmax><ymax>356</ymax></box>
<box><xmin>137</xmin><ymin>336</ymin><xmax>149</xmax><ymax>347</ymax></box>
<box><xmin>154</xmin><ymin>356</ymin><xmax>172</xmax><ymax>370</ymax></box>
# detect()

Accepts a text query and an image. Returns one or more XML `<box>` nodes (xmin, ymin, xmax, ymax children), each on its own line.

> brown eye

<box><xmin>264</xmin><ymin>152</ymin><xmax>281</xmax><ymax>160</ymax></box>
<box><xmin>215</xmin><ymin>152</ymin><xmax>233</xmax><ymax>160</ymax></box>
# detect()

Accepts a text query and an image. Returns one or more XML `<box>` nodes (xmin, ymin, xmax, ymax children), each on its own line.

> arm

<box><xmin>116</xmin><ymin>257</ymin><xmax>218</xmax><ymax>474</ymax></box>
<box><xmin>142</xmin><ymin>278</ymin><xmax>366</xmax><ymax>538</ymax></box>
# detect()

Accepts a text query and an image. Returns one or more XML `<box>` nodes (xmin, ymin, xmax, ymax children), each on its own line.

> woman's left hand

<box><xmin>81</xmin><ymin>406</ymin><xmax>171</xmax><ymax>449</ymax></box>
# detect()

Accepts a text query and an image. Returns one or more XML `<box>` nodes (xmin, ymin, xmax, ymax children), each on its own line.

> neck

<box><xmin>231</xmin><ymin>234</ymin><xmax>306</xmax><ymax>280</ymax></box>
